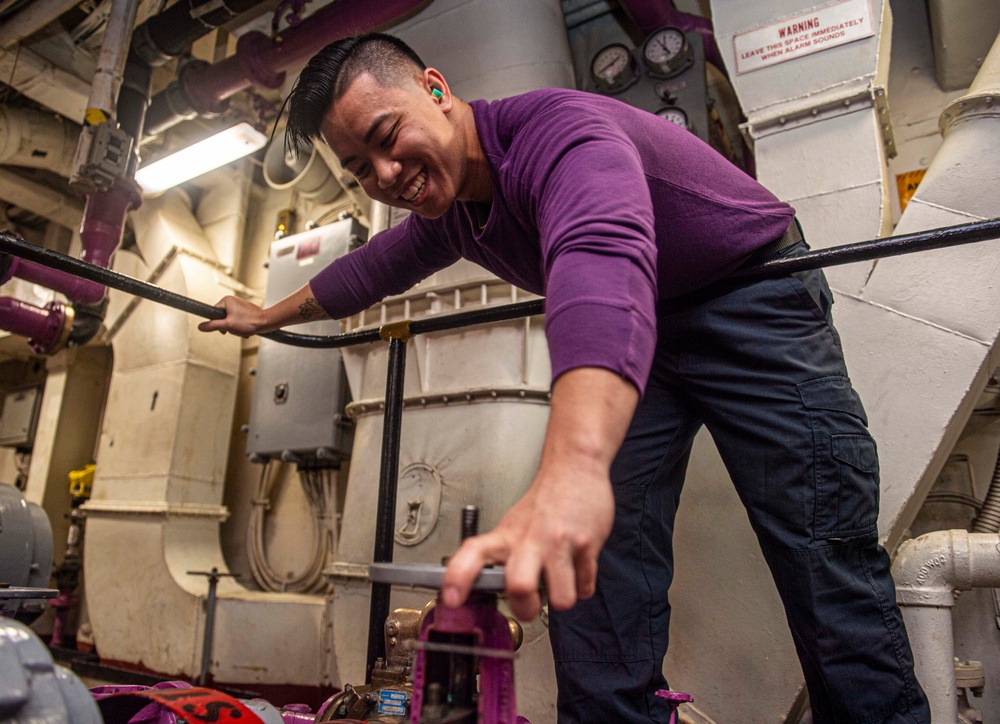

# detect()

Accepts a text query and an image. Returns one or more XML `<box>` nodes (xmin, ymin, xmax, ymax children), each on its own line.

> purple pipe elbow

<box><xmin>183</xmin><ymin>0</ymin><xmax>428</xmax><ymax>113</ymax></box>
<box><xmin>3</xmin><ymin>182</ymin><xmax>138</xmax><ymax>305</ymax></box>
<box><xmin>4</xmin><ymin>256</ymin><xmax>106</xmax><ymax>305</ymax></box>
<box><xmin>0</xmin><ymin>296</ymin><xmax>71</xmax><ymax>354</ymax></box>
<box><xmin>618</xmin><ymin>0</ymin><xmax>727</xmax><ymax>75</ymax></box>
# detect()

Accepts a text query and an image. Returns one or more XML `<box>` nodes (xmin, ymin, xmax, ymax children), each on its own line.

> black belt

<box><xmin>739</xmin><ymin>217</ymin><xmax>804</xmax><ymax>268</ymax></box>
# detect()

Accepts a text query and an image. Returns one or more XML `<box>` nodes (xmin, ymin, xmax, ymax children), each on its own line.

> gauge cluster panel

<box><xmin>585</xmin><ymin>26</ymin><xmax>710</xmax><ymax>146</ymax></box>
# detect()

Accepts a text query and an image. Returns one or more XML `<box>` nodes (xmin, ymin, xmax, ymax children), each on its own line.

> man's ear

<box><xmin>423</xmin><ymin>67</ymin><xmax>453</xmax><ymax>111</ymax></box>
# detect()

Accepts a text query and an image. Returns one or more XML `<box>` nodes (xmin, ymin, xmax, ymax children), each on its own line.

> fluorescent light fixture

<box><xmin>135</xmin><ymin>122</ymin><xmax>267</xmax><ymax>194</ymax></box>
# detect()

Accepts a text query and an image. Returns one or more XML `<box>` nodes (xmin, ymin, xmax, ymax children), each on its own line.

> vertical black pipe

<box><xmin>366</xmin><ymin>335</ymin><xmax>408</xmax><ymax>682</ymax></box>
<box><xmin>199</xmin><ymin>568</ymin><xmax>221</xmax><ymax>686</ymax></box>
<box><xmin>117</xmin><ymin>53</ymin><xmax>153</xmax><ymax>176</ymax></box>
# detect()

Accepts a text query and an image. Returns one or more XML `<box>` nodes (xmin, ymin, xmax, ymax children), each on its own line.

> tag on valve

<box><xmin>367</xmin><ymin>506</ymin><xmax>530</xmax><ymax>724</ymax></box>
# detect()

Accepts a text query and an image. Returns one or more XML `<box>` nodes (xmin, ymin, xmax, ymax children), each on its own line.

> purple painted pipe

<box><xmin>618</xmin><ymin>0</ymin><xmax>727</xmax><ymax>75</ymax></box>
<box><xmin>181</xmin><ymin>0</ymin><xmax>429</xmax><ymax>113</ymax></box>
<box><xmin>0</xmin><ymin>296</ymin><xmax>70</xmax><ymax>354</ymax></box>
<box><xmin>2</xmin><ymin>182</ymin><xmax>138</xmax><ymax>306</ymax></box>
<box><xmin>2</xmin><ymin>257</ymin><xmax>105</xmax><ymax>305</ymax></box>
<box><xmin>77</xmin><ymin>182</ymin><xmax>141</xmax><ymax>297</ymax></box>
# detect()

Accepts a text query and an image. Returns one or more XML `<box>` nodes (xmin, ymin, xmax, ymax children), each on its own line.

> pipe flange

<box><xmin>236</xmin><ymin>32</ymin><xmax>286</xmax><ymax>91</ymax></box>
<box><xmin>30</xmin><ymin>302</ymin><xmax>74</xmax><ymax>356</ymax></box>
<box><xmin>894</xmin><ymin>585</ymin><xmax>956</xmax><ymax>608</ymax></box>
<box><xmin>130</xmin><ymin>21</ymin><xmax>174</xmax><ymax>67</ymax></box>
<box><xmin>939</xmin><ymin>93</ymin><xmax>1000</xmax><ymax>136</ymax></box>
<box><xmin>180</xmin><ymin>60</ymin><xmax>232</xmax><ymax>117</ymax></box>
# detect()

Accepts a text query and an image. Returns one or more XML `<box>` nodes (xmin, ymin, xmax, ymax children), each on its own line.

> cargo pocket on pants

<box><xmin>798</xmin><ymin>376</ymin><xmax>880</xmax><ymax>540</ymax></box>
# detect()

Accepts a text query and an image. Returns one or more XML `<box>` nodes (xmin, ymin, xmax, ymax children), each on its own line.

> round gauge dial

<box><xmin>656</xmin><ymin>106</ymin><xmax>689</xmax><ymax>129</ymax></box>
<box><xmin>642</xmin><ymin>27</ymin><xmax>693</xmax><ymax>77</ymax></box>
<box><xmin>590</xmin><ymin>44</ymin><xmax>638</xmax><ymax>94</ymax></box>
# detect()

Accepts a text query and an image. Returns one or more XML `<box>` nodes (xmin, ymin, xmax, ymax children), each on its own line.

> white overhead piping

<box><xmin>0</xmin><ymin>168</ymin><xmax>84</xmax><ymax>229</ymax></box>
<box><xmin>83</xmin><ymin>0</ymin><xmax>140</xmax><ymax>120</ymax></box>
<box><xmin>0</xmin><ymin>46</ymin><xmax>90</xmax><ymax>122</ymax></box>
<box><xmin>0</xmin><ymin>0</ymin><xmax>84</xmax><ymax>49</ymax></box>
<box><xmin>892</xmin><ymin>531</ymin><xmax>1000</xmax><ymax>723</ymax></box>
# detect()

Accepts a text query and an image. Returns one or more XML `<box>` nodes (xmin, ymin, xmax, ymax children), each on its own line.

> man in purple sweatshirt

<box><xmin>200</xmin><ymin>33</ymin><xmax>929</xmax><ymax>723</ymax></box>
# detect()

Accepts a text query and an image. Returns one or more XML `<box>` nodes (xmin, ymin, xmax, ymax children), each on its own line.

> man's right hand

<box><xmin>197</xmin><ymin>296</ymin><xmax>269</xmax><ymax>338</ymax></box>
<box><xmin>197</xmin><ymin>282</ymin><xmax>329</xmax><ymax>338</ymax></box>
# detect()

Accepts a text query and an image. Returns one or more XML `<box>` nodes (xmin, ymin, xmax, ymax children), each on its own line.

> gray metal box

<box><xmin>0</xmin><ymin>386</ymin><xmax>42</xmax><ymax>448</ymax></box>
<box><xmin>246</xmin><ymin>218</ymin><xmax>364</xmax><ymax>461</ymax></box>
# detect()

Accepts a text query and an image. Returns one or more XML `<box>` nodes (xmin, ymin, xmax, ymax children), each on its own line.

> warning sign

<box><xmin>734</xmin><ymin>0</ymin><xmax>875</xmax><ymax>74</ymax></box>
<box><xmin>896</xmin><ymin>169</ymin><xmax>926</xmax><ymax>212</ymax></box>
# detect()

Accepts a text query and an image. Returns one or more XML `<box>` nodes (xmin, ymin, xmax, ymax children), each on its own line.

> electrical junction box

<box><xmin>0</xmin><ymin>385</ymin><xmax>42</xmax><ymax>448</ymax></box>
<box><xmin>246</xmin><ymin>217</ymin><xmax>365</xmax><ymax>463</ymax></box>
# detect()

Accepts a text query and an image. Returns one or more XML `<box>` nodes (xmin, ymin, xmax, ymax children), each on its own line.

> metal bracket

<box><xmin>379</xmin><ymin>320</ymin><xmax>412</xmax><ymax>342</ymax></box>
<box><xmin>69</xmin><ymin>121</ymin><xmax>134</xmax><ymax>194</ymax></box>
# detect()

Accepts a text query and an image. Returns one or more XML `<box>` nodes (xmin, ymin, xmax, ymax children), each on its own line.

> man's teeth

<box><xmin>401</xmin><ymin>169</ymin><xmax>426</xmax><ymax>202</ymax></box>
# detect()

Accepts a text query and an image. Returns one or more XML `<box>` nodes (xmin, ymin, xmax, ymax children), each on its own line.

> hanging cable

<box><xmin>246</xmin><ymin>460</ymin><xmax>337</xmax><ymax>594</ymax></box>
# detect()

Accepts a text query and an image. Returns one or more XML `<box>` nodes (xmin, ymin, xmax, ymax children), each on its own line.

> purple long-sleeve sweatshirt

<box><xmin>310</xmin><ymin>88</ymin><xmax>794</xmax><ymax>392</ymax></box>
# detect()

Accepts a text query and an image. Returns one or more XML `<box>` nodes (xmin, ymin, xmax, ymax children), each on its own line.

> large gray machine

<box><xmin>0</xmin><ymin>482</ymin><xmax>52</xmax><ymax>621</ymax></box>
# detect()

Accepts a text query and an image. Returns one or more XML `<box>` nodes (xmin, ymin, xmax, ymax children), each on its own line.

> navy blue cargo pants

<box><xmin>549</xmin><ymin>245</ymin><xmax>930</xmax><ymax>723</ymax></box>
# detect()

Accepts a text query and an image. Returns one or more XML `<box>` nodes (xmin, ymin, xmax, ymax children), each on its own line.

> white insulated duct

<box><xmin>0</xmin><ymin>106</ymin><xmax>79</xmax><ymax>176</ymax></box>
<box><xmin>0</xmin><ymin>168</ymin><xmax>84</xmax><ymax>229</ymax></box>
<box><xmin>892</xmin><ymin>531</ymin><xmax>1000</xmax><ymax>723</ymax></box>
<box><xmin>81</xmin><ymin>192</ymin><xmax>332</xmax><ymax>690</ymax></box>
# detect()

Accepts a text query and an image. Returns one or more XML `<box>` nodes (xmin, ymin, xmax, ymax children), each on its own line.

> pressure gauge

<box><xmin>590</xmin><ymin>43</ymin><xmax>638</xmax><ymax>94</ymax></box>
<box><xmin>656</xmin><ymin>106</ymin><xmax>689</xmax><ymax>129</ymax></box>
<box><xmin>642</xmin><ymin>27</ymin><xmax>693</xmax><ymax>78</ymax></box>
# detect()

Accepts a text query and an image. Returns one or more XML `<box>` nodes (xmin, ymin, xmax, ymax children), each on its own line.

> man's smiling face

<box><xmin>319</xmin><ymin>70</ymin><xmax>464</xmax><ymax>219</ymax></box>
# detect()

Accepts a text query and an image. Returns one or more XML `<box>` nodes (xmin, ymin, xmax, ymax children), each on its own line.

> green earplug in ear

<box><xmin>431</xmin><ymin>88</ymin><xmax>443</xmax><ymax>100</ymax></box>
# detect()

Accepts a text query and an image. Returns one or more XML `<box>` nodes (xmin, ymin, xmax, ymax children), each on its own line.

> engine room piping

<box><xmin>0</xmin><ymin>296</ymin><xmax>72</xmax><ymax>355</ymax></box>
<box><xmin>145</xmin><ymin>0</ymin><xmax>430</xmax><ymax>135</ymax></box>
<box><xmin>0</xmin><ymin>1</ymin><xmax>274</xmax><ymax>354</ymax></box>
<box><xmin>0</xmin><ymin>0</ymin><xmax>84</xmax><ymax>50</ymax></box>
<box><xmin>892</xmin><ymin>531</ymin><xmax>1000</xmax><ymax>723</ymax></box>
<box><xmin>79</xmin><ymin>0</ymin><xmax>139</xmax><ymax>123</ymax></box>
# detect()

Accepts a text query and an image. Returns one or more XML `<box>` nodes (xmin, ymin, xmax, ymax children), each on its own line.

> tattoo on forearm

<box><xmin>298</xmin><ymin>297</ymin><xmax>325</xmax><ymax>321</ymax></box>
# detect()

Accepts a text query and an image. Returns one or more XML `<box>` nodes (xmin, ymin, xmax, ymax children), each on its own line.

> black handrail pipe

<box><xmin>2</xmin><ymin>217</ymin><xmax>998</xmax><ymax>348</ymax></box>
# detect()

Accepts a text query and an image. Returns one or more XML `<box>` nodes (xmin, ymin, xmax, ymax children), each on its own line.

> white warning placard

<box><xmin>734</xmin><ymin>0</ymin><xmax>875</xmax><ymax>74</ymax></box>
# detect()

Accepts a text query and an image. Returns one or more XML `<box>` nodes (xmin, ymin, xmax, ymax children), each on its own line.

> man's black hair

<box><xmin>285</xmin><ymin>32</ymin><xmax>427</xmax><ymax>155</ymax></box>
